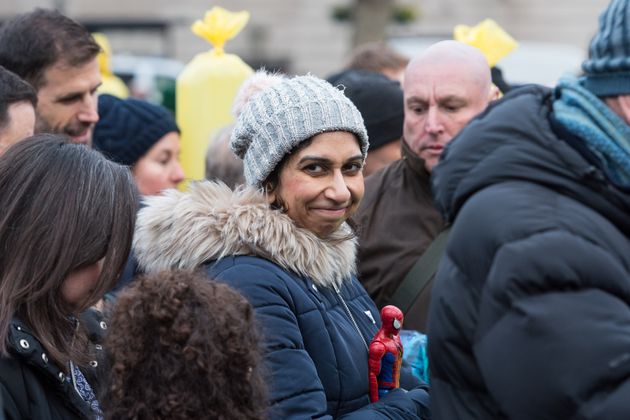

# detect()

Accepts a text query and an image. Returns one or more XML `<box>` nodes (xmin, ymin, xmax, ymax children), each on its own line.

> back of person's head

<box><xmin>0</xmin><ymin>65</ymin><xmax>37</xmax><ymax>152</ymax></box>
<box><xmin>0</xmin><ymin>134</ymin><xmax>137</xmax><ymax>367</ymax></box>
<box><xmin>93</xmin><ymin>94</ymin><xmax>179</xmax><ymax>167</ymax></box>
<box><xmin>0</xmin><ymin>65</ymin><xmax>37</xmax><ymax>129</ymax></box>
<box><xmin>0</xmin><ymin>8</ymin><xmax>100</xmax><ymax>89</ymax></box>
<box><xmin>346</xmin><ymin>41</ymin><xmax>409</xmax><ymax>77</ymax></box>
<box><xmin>582</xmin><ymin>0</ymin><xmax>630</xmax><ymax>97</ymax></box>
<box><xmin>332</xmin><ymin>69</ymin><xmax>403</xmax><ymax>151</ymax></box>
<box><xmin>102</xmin><ymin>270</ymin><xmax>266</xmax><ymax>420</ymax></box>
<box><xmin>205</xmin><ymin>123</ymin><xmax>245</xmax><ymax>189</ymax></box>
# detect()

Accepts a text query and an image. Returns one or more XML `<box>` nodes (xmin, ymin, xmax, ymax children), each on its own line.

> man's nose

<box><xmin>424</xmin><ymin>107</ymin><xmax>444</xmax><ymax>134</ymax></box>
<box><xmin>78</xmin><ymin>93</ymin><xmax>99</xmax><ymax>124</ymax></box>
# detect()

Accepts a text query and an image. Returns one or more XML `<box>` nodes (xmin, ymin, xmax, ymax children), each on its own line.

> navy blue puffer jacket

<box><xmin>133</xmin><ymin>182</ymin><xmax>429</xmax><ymax>419</ymax></box>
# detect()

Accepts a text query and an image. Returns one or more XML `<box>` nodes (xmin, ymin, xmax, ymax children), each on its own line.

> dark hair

<box><xmin>0</xmin><ymin>8</ymin><xmax>100</xmax><ymax>89</ymax></box>
<box><xmin>0</xmin><ymin>65</ymin><xmax>37</xmax><ymax>129</ymax></box>
<box><xmin>0</xmin><ymin>134</ymin><xmax>137</xmax><ymax>368</ymax></box>
<box><xmin>347</xmin><ymin>41</ymin><xmax>409</xmax><ymax>73</ymax></box>
<box><xmin>263</xmin><ymin>137</ymin><xmax>313</xmax><ymax>212</ymax></box>
<box><xmin>102</xmin><ymin>270</ymin><xmax>267</xmax><ymax>420</ymax></box>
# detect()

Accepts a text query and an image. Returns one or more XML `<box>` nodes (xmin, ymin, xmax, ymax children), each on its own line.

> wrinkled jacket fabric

<box><xmin>133</xmin><ymin>182</ymin><xmax>429</xmax><ymax>419</ymax></box>
<box><xmin>355</xmin><ymin>141</ymin><xmax>445</xmax><ymax>331</ymax></box>
<box><xmin>428</xmin><ymin>85</ymin><xmax>630</xmax><ymax>419</ymax></box>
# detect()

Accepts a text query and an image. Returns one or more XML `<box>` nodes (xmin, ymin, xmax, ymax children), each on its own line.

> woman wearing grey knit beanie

<box><xmin>133</xmin><ymin>71</ymin><xmax>429</xmax><ymax>419</ymax></box>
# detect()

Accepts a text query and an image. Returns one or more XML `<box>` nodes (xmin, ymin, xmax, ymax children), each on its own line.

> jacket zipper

<box><xmin>333</xmin><ymin>284</ymin><xmax>369</xmax><ymax>352</ymax></box>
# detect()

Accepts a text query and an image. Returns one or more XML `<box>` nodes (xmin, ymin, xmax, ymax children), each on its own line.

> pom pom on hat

<box><xmin>231</xmin><ymin>70</ymin><xmax>285</xmax><ymax>118</ymax></box>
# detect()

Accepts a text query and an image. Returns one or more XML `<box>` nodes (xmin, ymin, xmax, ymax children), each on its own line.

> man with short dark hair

<box><xmin>0</xmin><ymin>65</ymin><xmax>37</xmax><ymax>155</ymax></box>
<box><xmin>0</xmin><ymin>8</ymin><xmax>101</xmax><ymax>145</ymax></box>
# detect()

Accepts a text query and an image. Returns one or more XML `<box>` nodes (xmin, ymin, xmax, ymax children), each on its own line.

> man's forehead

<box><xmin>38</xmin><ymin>58</ymin><xmax>101</xmax><ymax>95</ymax></box>
<box><xmin>405</xmin><ymin>73</ymin><xmax>482</xmax><ymax>100</ymax></box>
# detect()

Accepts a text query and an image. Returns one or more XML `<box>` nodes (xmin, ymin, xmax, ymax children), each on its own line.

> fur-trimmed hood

<box><xmin>133</xmin><ymin>181</ymin><xmax>358</xmax><ymax>289</ymax></box>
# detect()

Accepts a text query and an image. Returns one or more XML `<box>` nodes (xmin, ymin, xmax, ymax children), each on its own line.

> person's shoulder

<box><xmin>209</xmin><ymin>255</ymin><xmax>293</xmax><ymax>278</ymax></box>
<box><xmin>484</xmin><ymin>84</ymin><xmax>553</xmax><ymax>121</ymax></box>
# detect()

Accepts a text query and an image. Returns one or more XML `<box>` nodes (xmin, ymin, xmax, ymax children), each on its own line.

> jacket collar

<box><xmin>134</xmin><ymin>181</ymin><xmax>358</xmax><ymax>289</ymax></box>
<box><xmin>401</xmin><ymin>138</ymin><xmax>432</xmax><ymax>180</ymax></box>
<box><xmin>7</xmin><ymin>319</ymin><xmax>93</xmax><ymax>419</ymax></box>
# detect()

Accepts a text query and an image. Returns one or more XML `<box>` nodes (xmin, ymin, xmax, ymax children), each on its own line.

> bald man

<box><xmin>355</xmin><ymin>41</ymin><xmax>499</xmax><ymax>331</ymax></box>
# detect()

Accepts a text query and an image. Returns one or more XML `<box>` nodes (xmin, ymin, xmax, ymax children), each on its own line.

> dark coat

<box><xmin>133</xmin><ymin>182</ymin><xmax>429</xmax><ymax>419</ymax></box>
<box><xmin>428</xmin><ymin>85</ymin><xmax>630</xmax><ymax>419</ymax></box>
<box><xmin>0</xmin><ymin>319</ymin><xmax>100</xmax><ymax>420</ymax></box>
<box><xmin>355</xmin><ymin>141</ymin><xmax>445</xmax><ymax>331</ymax></box>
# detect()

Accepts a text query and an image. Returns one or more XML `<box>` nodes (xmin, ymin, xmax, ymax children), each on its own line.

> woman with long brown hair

<box><xmin>0</xmin><ymin>134</ymin><xmax>137</xmax><ymax>419</ymax></box>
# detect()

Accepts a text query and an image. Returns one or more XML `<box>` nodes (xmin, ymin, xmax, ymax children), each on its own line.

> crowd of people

<box><xmin>0</xmin><ymin>0</ymin><xmax>628</xmax><ymax>419</ymax></box>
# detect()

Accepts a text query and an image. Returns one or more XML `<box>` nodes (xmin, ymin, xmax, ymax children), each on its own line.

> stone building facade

<box><xmin>0</xmin><ymin>0</ymin><xmax>612</xmax><ymax>78</ymax></box>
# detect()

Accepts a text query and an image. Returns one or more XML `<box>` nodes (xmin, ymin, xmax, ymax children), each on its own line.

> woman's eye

<box><xmin>344</xmin><ymin>162</ymin><xmax>363</xmax><ymax>173</ymax></box>
<box><xmin>304</xmin><ymin>164</ymin><xmax>324</xmax><ymax>173</ymax></box>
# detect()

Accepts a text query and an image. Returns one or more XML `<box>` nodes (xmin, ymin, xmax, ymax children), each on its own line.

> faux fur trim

<box><xmin>133</xmin><ymin>181</ymin><xmax>358</xmax><ymax>289</ymax></box>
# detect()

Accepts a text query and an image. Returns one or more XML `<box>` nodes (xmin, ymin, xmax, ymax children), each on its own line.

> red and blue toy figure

<box><xmin>369</xmin><ymin>305</ymin><xmax>404</xmax><ymax>402</ymax></box>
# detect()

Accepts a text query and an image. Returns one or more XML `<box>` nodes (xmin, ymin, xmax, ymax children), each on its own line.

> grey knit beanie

<box><xmin>230</xmin><ymin>72</ymin><xmax>369</xmax><ymax>187</ymax></box>
<box><xmin>582</xmin><ymin>0</ymin><xmax>630</xmax><ymax>96</ymax></box>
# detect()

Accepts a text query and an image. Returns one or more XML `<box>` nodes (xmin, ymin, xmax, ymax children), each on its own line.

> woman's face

<box><xmin>268</xmin><ymin>131</ymin><xmax>364</xmax><ymax>238</ymax></box>
<box><xmin>61</xmin><ymin>259</ymin><xmax>104</xmax><ymax>313</ymax></box>
<box><xmin>133</xmin><ymin>132</ymin><xmax>185</xmax><ymax>196</ymax></box>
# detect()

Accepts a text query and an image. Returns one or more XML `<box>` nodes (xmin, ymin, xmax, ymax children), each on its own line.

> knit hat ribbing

<box><xmin>230</xmin><ymin>72</ymin><xmax>369</xmax><ymax>187</ymax></box>
<box><xmin>93</xmin><ymin>94</ymin><xmax>179</xmax><ymax>166</ymax></box>
<box><xmin>582</xmin><ymin>0</ymin><xmax>630</xmax><ymax>96</ymax></box>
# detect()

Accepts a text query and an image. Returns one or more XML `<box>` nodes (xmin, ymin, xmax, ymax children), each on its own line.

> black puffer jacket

<box><xmin>0</xmin><ymin>314</ymin><xmax>106</xmax><ymax>420</ymax></box>
<box><xmin>428</xmin><ymin>86</ymin><xmax>630</xmax><ymax>419</ymax></box>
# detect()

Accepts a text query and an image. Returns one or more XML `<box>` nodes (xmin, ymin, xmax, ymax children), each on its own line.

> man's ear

<box><xmin>488</xmin><ymin>84</ymin><xmax>502</xmax><ymax>101</ymax></box>
<box><xmin>617</xmin><ymin>95</ymin><xmax>630</xmax><ymax>125</ymax></box>
<box><xmin>605</xmin><ymin>95</ymin><xmax>630</xmax><ymax>125</ymax></box>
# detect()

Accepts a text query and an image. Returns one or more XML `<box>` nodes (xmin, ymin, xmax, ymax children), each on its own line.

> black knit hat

<box><xmin>328</xmin><ymin>69</ymin><xmax>403</xmax><ymax>150</ymax></box>
<box><xmin>93</xmin><ymin>94</ymin><xmax>180</xmax><ymax>166</ymax></box>
<box><xmin>582</xmin><ymin>0</ymin><xmax>630</xmax><ymax>96</ymax></box>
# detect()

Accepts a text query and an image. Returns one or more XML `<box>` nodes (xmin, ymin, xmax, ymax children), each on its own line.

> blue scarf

<box><xmin>553</xmin><ymin>75</ymin><xmax>630</xmax><ymax>189</ymax></box>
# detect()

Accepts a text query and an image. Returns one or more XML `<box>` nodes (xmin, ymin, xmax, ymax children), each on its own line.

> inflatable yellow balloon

<box><xmin>177</xmin><ymin>7</ymin><xmax>253</xmax><ymax>189</ymax></box>
<box><xmin>92</xmin><ymin>33</ymin><xmax>130</xmax><ymax>99</ymax></box>
<box><xmin>453</xmin><ymin>19</ymin><xmax>518</xmax><ymax>68</ymax></box>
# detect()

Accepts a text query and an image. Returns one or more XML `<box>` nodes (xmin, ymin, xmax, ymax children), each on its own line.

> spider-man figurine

<box><xmin>369</xmin><ymin>305</ymin><xmax>404</xmax><ymax>402</ymax></box>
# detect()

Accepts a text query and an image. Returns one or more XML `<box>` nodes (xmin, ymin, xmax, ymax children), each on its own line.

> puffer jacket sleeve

<box><xmin>474</xmin><ymin>230</ymin><xmax>630</xmax><ymax>420</ymax></box>
<box><xmin>212</xmin><ymin>261</ymin><xmax>429</xmax><ymax>419</ymax></box>
<box><xmin>340</xmin><ymin>387</ymin><xmax>430</xmax><ymax>420</ymax></box>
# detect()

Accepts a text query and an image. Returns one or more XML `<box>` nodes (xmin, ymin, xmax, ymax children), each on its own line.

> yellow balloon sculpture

<box><xmin>93</xmin><ymin>32</ymin><xmax>130</xmax><ymax>99</ymax></box>
<box><xmin>177</xmin><ymin>7</ymin><xmax>253</xmax><ymax>189</ymax></box>
<box><xmin>453</xmin><ymin>19</ymin><xmax>518</xmax><ymax>68</ymax></box>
